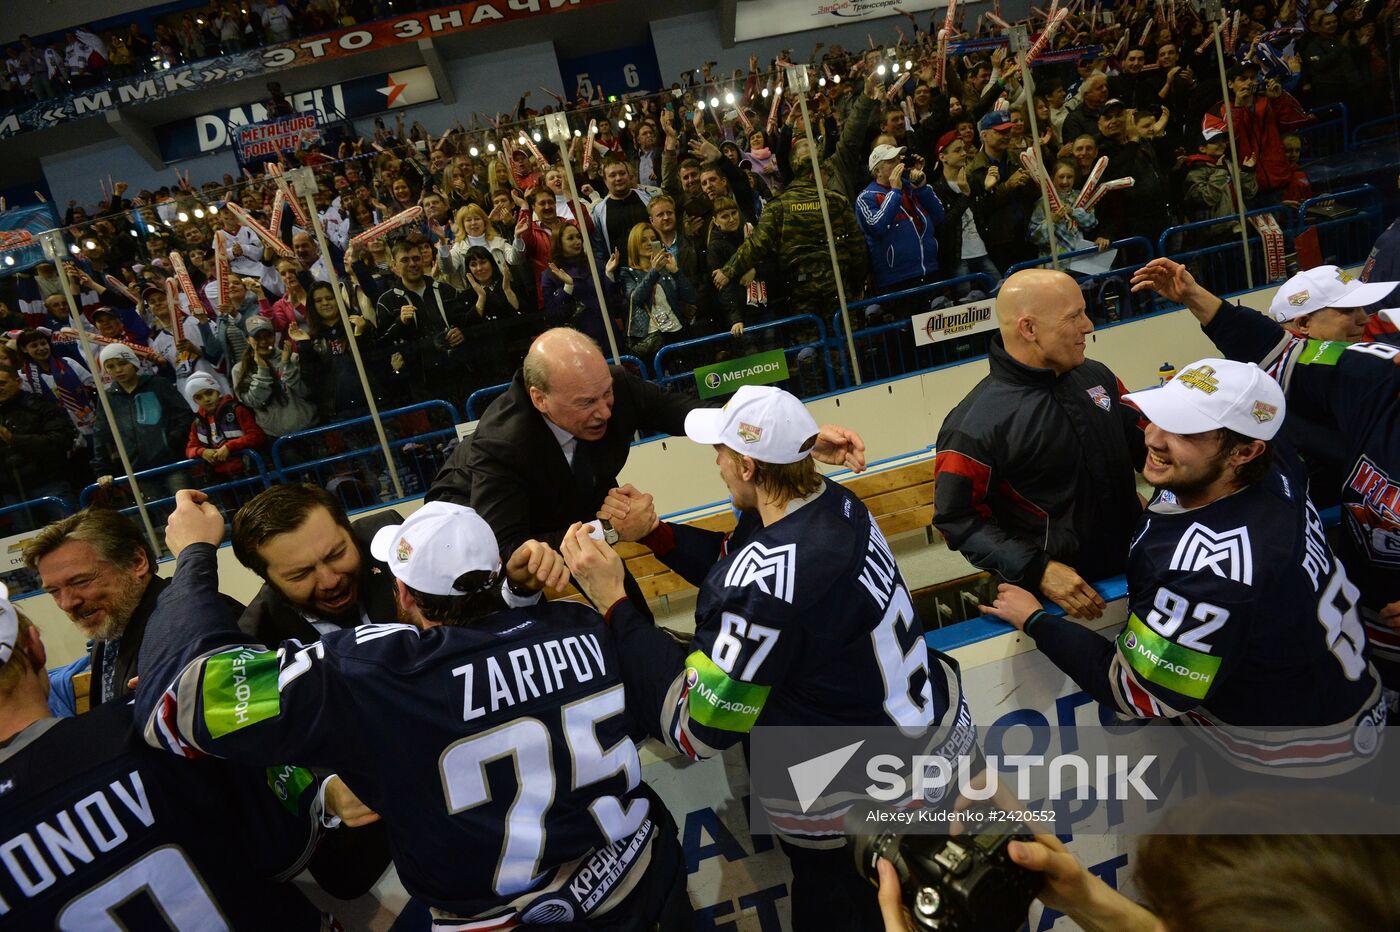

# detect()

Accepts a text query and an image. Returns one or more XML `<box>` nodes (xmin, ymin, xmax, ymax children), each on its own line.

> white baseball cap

<box><xmin>369</xmin><ymin>502</ymin><xmax>502</xmax><ymax>596</ymax></box>
<box><xmin>868</xmin><ymin>144</ymin><xmax>906</xmax><ymax>173</ymax></box>
<box><xmin>1268</xmin><ymin>265</ymin><xmax>1397</xmax><ymax>323</ymax></box>
<box><xmin>684</xmin><ymin>385</ymin><xmax>819</xmax><ymax>464</ymax></box>
<box><xmin>1122</xmin><ymin>358</ymin><xmax>1285</xmax><ymax>441</ymax></box>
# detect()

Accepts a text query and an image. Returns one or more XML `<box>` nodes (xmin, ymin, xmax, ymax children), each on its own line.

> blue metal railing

<box><xmin>272</xmin><ymin>401</ymin><xmax>462</xmax><ymax>512</ymax></box>
<box><xmin>1296</xmin><ymin>103</ymin><xmax>1349</xmax><ymax>163</ymax></box>
<box><xmin>1296</xmin><ymin>184</ymin><xmax>1384</xmax><ymax>269</ymax></box>
<box><xmin>999</xmin><ymin>237</ymin><xmax>1157</xmax><ymax>323</ymax></box>
<box><xmin>652</xmin><ymin>313</ymin><xmax>836</xmax><ymax>401</ymax></box>
<box><xmin>1350</xmin><ymin>113</ymin><xmax>1400</xmax><ymax>149</ymax></box>
<box><xmin>834</xmin><ymin>273</ymin><xmax>998</xmax><ymax>385</ymax></box>
<box><xmin>463</xmin><ymin>355</ymin><xmax>648</xmax><ymax>421</ymax></box>
<box><xmin>1158</xmin><ymin>206</ymin><xmax>1298</xmax><ymax>295</ymax></box>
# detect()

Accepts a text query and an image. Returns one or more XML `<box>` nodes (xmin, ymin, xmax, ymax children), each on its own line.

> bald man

<box><xmin>933</xmin><ymin>270</ymin><xmax>1146</xmax><ymax>618</ymax></box>
<box><xmin>430</xmin><ymin>327</ymin><xmax>867</xmax><ymax>614</ymax></box>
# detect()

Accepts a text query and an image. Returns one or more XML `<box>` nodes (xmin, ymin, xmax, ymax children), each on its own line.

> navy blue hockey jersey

<box><xmin>1203</xmin><ymin>300</ymin><xmax>1400</xmax><ymax>679</ymax></box>
<box><xmin>135</xmin><ymin>544</ymin><xmax>659</xmax><ymax>925</ymax></box>
<box><xmin>1030</xmin><ymin>455</ymin><xmax>1384</xmax><ymax>775</ymax></box>
<box><xmin>0</xmin><ymin>701</ymin><xmax>324</xmax><ymax>929</ymax></box>
<box><xmin>622</xmin><ymin>478</ymin><xmax>976</xmax><ymax>841</ymax></box>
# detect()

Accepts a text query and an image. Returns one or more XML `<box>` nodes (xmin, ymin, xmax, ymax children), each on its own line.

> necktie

<box><xmin>571</xmin><ymin>439</ymin><xmax>595</xmax><ymax>497</ymax></box>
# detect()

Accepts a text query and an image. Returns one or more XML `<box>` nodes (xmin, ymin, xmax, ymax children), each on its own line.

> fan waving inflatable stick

<box><xmin>348</xmin><ymin>206</ymin><xmax>423</xmax><ymax>250</ymax></box>
<box><xmin>168</xmin><ymin>251</ymin><xmax>203</xmax><ymax>316</ymax></box>
<box><xmin>517</xmin><ymin>131</ymin><xmax>548</xmax><ymax>167</ymax></box>
<box><xmin>1025</xmin><ymin>8</ymin><xmax>1070</xmax><ymax>65</ymax></box>
<box><xmin>103</xmin><ymin>274</ymin><xmax>137</xmax><ymax>305</ymax></box>
<box><xmin>934</xmin><ymin>29</ymin><xmax>951</xmax><ymax>88</ymax></box>
<box><xmin>1020</xmin><ymin>150</ymin><xmax>1065</xmax><ymax>215</ymax></box>
<box><xmin>581</xmin><ymin>119</ymin><xmax>599</xmax><ymax>173</ymax></box>
<box><xmin>986</xmin><ymin>12</ymin><xmax>1013</xmax><ymax>30</ymax></box>
<box><xmin>1073</xmin><ymin>155</ymin><xmax>1109</xmax><ymax>210</ymax></box>
<box><xmin>223</xmin><ymin>203</ymin><xmax>295</xmax><ymax>258</ymax></box>
<box><xmin>1080</xmin><ymin>176</ymin><xmax>1134</xmax><ymax>212</ymax></box>
<box><xmin>163</xmin><ymin>278</ymin><xmax>184</xmax><ymax>338</ymax></box>
<box><xmin>268</xmin><ymin>162</ymin><xmax>309</xmax><ymax>229</ymax></box>
<box><xmin>212</xmin><ymin>231</ymin><xmax>233</xmax><ymax>310</ymax></box>
<box><xmin>270</xmin><ymin>188</ymin><xmax>286</xmax><ymax>235</ymax></box>
<box><xmin>52</xmin><ymin>331</ymin><xmax>164</xmax><ymax>363</ymax></box>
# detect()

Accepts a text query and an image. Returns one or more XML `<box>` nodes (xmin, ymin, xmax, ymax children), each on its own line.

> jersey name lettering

<box><xmin>1301</xmin><ymin>501</ymin><xmax>1334</xmax><ymax>591</ymax></box>
<box><xmin>0</xmin><ymin>771</ymin><xmax>154</xmax><ymax>903</ymax></box>
<box><xmin>1168</xmin><ymin>523</ymin><xmax>1254</xmax><ymax>585</ymax></box>
<box><xmin>857</xmin><ymin>521</ymin><xmax>900</xmax><ymax>612</ymax></box>
<box><xmin>723</xmin><ymin>542</ymin><xmax>797</xmax><ymax>603</ymax></box>
<box><xmin>453</xmin><ymin>634</ymin><xmax>608</xmax><ymax>722</ymax></box>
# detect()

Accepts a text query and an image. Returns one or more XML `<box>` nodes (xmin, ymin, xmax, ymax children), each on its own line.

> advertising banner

<box><xmin>911</xmin><ymin>298</ymin><xmax>997</xmax><ymax>347</ymax></box>
<box><xmin>694</xmin><ymin>349</ymin><xmax>790</xmax><ymax>399</ymax></box>
<box><xmin>235</xmin><ymin>114</ymin><xmax>323</xmax><ymax>163</ymax></box>
<box><xmin>734</xmin><ymin>0</ymin><xmax>943</xmax><ymax>42</ymax></box>
<box><xmin>0</xmin><ymin>0</ymin><xmax>612</xmax><ymax>140</ymax></box>
<box><xmin>156</xmin><ymin>67</ymin><xmax>439</xmax><ymax>162</ymax></box>
<box><xmin>0</xmin><ymin>204</ymin><xmax>61</xmax><ymax>273</ymax></box>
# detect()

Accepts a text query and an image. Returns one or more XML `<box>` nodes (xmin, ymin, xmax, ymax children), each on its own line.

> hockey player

<box><xmin>0</xmin><ymin>584</ymin><xmax>353</xmax><ymax>928</ymax></box>
<box><xmin>573</xmin><ymin>385</ymin><xmax>977</xmax><ymax>932</ymax></box>
<box><xmin>1131</xmin><ymin>258</ymin><xmax>1400</xmax><ymax>690</ymax></box>
<box><xmin>135</xmin><ymin>494</ymin><xmax>691</xmax><ymax>929</ymax></box>
<box><xmin>981</xmin><ymin>358</ymin><xmax>1384</xmax><ymax>778</ymax></box>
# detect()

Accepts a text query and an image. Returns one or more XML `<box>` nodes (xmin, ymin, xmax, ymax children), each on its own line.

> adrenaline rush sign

<box><xmin>0</xmin><ymin>0</ymin><xmax>611</xmax><ymax>139</ymax></box>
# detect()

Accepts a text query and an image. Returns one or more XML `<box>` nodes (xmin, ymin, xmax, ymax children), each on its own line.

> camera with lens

<box><xmin>850</xmin><ymin>808</ymin><xmax>1042</xmax><ymax>932</ymax></box>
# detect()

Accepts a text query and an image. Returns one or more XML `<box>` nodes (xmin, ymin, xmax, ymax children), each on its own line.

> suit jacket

<box><xmin>237</xmin><ymin>511</ymin><xmax>403</xmax><ymax>646</ymax></box>
<box><xmin>429</xmin><ymin>366</ymin><xmax>697</xmax><ymax>556</ymax></box>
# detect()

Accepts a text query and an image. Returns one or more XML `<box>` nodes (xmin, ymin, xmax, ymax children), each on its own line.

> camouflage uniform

<box><xmin>719</xmin><ymin>162</ymin><xmax>868</xmax><ymax>316</ymax></box>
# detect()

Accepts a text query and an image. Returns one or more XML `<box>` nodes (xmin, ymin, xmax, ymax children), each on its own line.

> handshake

<box><xmin>555</xmin><ymin>484</ymin><xmax>661</xmax><ymax>609</ymax></box>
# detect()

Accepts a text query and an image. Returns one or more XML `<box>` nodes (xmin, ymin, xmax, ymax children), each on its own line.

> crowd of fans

<box><xmin>0</xmin><ymin>0</ymin><xmax>391</xmax><ymax>104</ymax></box>
<box><xmin>0</xmin><ymin>0</ymin><xmax>1394</xmax><ymax>514</ymax></box>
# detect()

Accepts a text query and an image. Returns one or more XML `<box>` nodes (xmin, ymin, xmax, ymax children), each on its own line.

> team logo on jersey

<box><xmin>1168</xmin><ymin>522</ymin><xmax>1254</xmax><ymax>585</ymax></box>
<box><xmin>737</xmin><ymin>421</ymin><xmax>763</xmax><ymax>443</ymax></box>
<box><xmin>1288</xmin><ymin>289</ymin><xmax>1311</xmax><ymax>306</ymax></box>
<box><xmin>1087</xmin><ymin>385</ymin><xmax>1112</xmax><ymax>411</ymax></box>
<box><xmin>1177</xmin><ymin>365</ymin><xmax>1219</xmax><ymax>394</ymax></box>
<box><xmin>724</xmin><ymin>541</ymin><xmax>797</xmax><ymax>602</ymax></box>
<box><xmin>1251</xmin><ymin>401</ymin><xmax>1278</xmax><ymax>423</ymax></box>
<box><xmin>396</xmin><ymin>538</ymin><xmax>413</xmax><ymax>562</ymax></box>
<box><xmin>1344</xmin><ymin>456</ymin><xmax>1400</xmax><ymax>567</ymax></box>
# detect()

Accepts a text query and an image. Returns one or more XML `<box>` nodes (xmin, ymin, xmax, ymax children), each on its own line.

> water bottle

<box><xmin>1158</xmin><ymin>361</ymin><xmax>1176</xmax><ymax>385</ymax></box>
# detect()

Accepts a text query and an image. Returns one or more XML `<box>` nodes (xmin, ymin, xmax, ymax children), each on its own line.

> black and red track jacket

<box><xmin>933</xmin><ymin>333</ymin><xmax>1146</xmax><ymax>591</ymax></box>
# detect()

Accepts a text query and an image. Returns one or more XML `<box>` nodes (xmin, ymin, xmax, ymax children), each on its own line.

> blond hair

<box><xmin>0</xmin><ymin>612</ymin><xmax>36</xmax><ymax>698</ymax></box>
<box><xmin>23</xmin><ymin>508</ymin><xmax>155</xmax><ymax>576</ymax></box>
<box><xmin>727</xmin><ymin>439</ymin><xmax>822</xmax><ymax>504</ymax></box>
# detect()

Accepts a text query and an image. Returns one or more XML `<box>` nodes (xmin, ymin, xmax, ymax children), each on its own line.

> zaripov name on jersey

<box><xmin>453</xmin><ymin>633</ymin><xmax>611</xmax><ymax>721</ymax></box>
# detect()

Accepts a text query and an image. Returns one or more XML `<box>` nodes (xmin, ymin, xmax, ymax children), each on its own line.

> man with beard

<box><xmin>25</xmin><ymin>509</ymin><xmax>230</xmax><ymax>708</ymax></box>
<box><xmin>233</xmin><ymin>483</ymin><xmax>542</xmax><ymax>645</ymax></box>
<box><xmin>982</xmin><ymin>358</ymin><xmax>1384</xmax><ymax>780</ymax></box>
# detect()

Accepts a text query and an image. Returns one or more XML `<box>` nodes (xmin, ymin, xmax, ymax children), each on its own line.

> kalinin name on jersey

<box><xmin>857</xmin><ymin>520</ymin><xmax>900</xmax><ymax>612</ymax></box>
<box><xmin>453</xmin><ymin>634</ymin><xmax>609</xmax><ymax>721</ymax></box>
<box><xmin>0</xmin><ymin>770</ymin><xmax>154</xmax><ymax>909</ymax></box>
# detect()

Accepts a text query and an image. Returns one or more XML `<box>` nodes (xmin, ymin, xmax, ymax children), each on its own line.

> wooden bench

<box><xmin>546</xmin><ymin>451</ymin><xmax>937</xmax><ymax>604</ymax></box>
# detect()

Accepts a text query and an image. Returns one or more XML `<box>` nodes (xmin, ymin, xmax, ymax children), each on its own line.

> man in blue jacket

<box><xmin>855</xmin><ymin>143</ymin><xmax>945</xmax><ymax>311</ymax></box>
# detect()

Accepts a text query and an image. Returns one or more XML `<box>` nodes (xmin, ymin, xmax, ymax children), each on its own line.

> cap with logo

<box><xmin>1122</xmin><ymin>357</ymin><xmax>1285</xmax><ymax>441</ymax></box>
<box><xmin>977</xmin><ymin>110</ymin><xmax>1015</xmax><ymax>133</ymax></box>
<box><xmin>369</xmin><ymin>502</ymin><xmax>503</xmax><ymax>596</ymax></box>
<box><xmin>867</xmin><ymin>144</ymin><xmax>907</xmax><ymax>173</ymax></box>
<box><xmin>1268</xmin><ymin>265</ymin><xmax>1398</xmax><ymax>322</ymax></box>
<box><xmin>683</xmin><ymin>385</ymin><xmax>820</xmax><ymax>464</ymax></box>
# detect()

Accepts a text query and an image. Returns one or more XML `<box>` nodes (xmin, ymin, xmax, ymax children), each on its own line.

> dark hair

<box><xmin>549</xmin><ymin>223</ymin><xmax>585</xmax><ymax>267</ymax></box>
<box><xmin>531</xmin><ymin>185</ymin><xmax>556</xmax><ymax>206</ymax></box>
<box><xmin>462</xmin><ymin>245</ymin><xmax>503</xmax><ymax>287</ymax></box>
<box><xmin>15</xmin><ymin>329</ymin><xmax>46</xmax><ymax>350</ymax></box>
<box><xmin>305</xmin><ymin>281</ymin><xmax>340</xmax><ymax>336</ymax></box>
<box><xmin>402</xmin><ymin>571</ymin><xmax>502</xmax><ymax>626</ymax></box>
<box><xmin>1218</xmin><ymin>428</ymin><xmax>1274</xmax><ymax>487</ymax></box>
<box><xmin>23</xmin><ymin>507</ymin><xmax>156</xmax><ymax>576</ymax></box>
<box><xmin>232</xmin><ymin>484</ymin><xmax>353</xmax><ymax>578</ymax></box>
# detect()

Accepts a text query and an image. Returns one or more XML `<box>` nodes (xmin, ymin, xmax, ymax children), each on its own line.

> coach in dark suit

<box><xmin>429</xmin><ymin>327</ymin><xmax>868</xmax><ymax>613</ymax></box>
